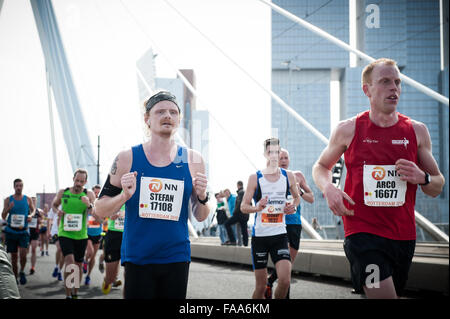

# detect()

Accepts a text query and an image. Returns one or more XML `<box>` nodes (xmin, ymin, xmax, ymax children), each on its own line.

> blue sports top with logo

<box><xmin>285</xmin><ymin>189</ymin><xmax>301</xmax><ymax>225</ymax></box>
<box><xmin>252</xmin><ymin>168</ymin><xmax>290</xmax><ymax>237</ymax></box>
<box><xmin>5</xmin><ymin>195</ymin><xmax>29</xmax><ymax>234</ymax></box>
<box><xmin>121</xmin><ymin>144</ymin><xmax>193</xmax><ymax>265</ymax></box>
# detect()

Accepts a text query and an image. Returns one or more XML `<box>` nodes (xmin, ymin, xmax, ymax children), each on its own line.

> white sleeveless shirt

<box><xmin>252</xmin><ymin>168</ymin><xmax>289</xmax><ymax>237</ymax></box>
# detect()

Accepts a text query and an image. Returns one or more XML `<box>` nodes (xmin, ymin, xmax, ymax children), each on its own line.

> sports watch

<box><xmin>197</xmin><ymin>192</ymin><xmax>210</xmax><ymax>205</ymax></box>
<box><xmin>419</xmin><ymin>172</ymin><xmax>431</xmax><ymax>186</ymax></box>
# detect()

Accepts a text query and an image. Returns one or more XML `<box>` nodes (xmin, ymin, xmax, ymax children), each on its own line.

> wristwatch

<box><xmin>197</xmin><ymin>192</ymin><xmax>210</xmax><ymax>205</ymax></box>
<box><xmin>419</xmin><ymin>172</ymin><xmax>431</xmax><ymax>186</ymax></box>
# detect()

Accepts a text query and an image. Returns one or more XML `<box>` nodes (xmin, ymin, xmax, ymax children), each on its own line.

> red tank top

<box><xmin>343</xmin><ymin>111</ymin><xmax>418</xmax><ymax>240</ymax></box>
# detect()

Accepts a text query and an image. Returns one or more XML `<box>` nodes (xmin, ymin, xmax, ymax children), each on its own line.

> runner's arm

<box><xmin>27</xmin><ymin>196</ymin><xmax>35</xmax><ymax>220</ymax></box>
<box><xmin>95</xmin><ymin>150</ymin><xmax>132</xmax><ymax>218</ymax></box>
<box><xmin>287</xmin><ymin>171</ymin><xmax>300</xmax><ymax>212</ymax></box>
<box><xmin>52</xmin><ymin>189</ymin><xmax>64</xmax><ymax>217</ymax></box>
<box><xmin>1</xmin><ymin>197</ymin><xmax>10</xmax><ymax>220</ymax></box>
<box><xmin>241</xmin><ymin>174</ymin><xmax>266</xmax><ymax>214</ymax></box>
<box><xmin>294</xmin><ymin>171</ymin><xmax>314</xmax><ymax>204</ymax></box>
<box><xmin>313</xmin><ymin>119</ymin><xmax>355</xmax><ymax>216</ymax></box>
<box><xmin>189</xmin><ymin>149</ymin><xmax>210</xmax><ymax>222</ymax></box>
<box><xmin>400</xmin><ymin>121</ymin><xmax>445</xmax><ymax>197</ymax></box>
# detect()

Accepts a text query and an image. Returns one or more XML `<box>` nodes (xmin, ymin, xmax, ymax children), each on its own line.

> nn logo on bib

<box><xmin>148</xmin><ymin>178</ymin><xmax>179</xmax><ymax>193</ymax></box>
<box><xmin>149</xmin><ymin>179</ymin><xmax>163</xmax><ymax>192</ymax></box>
<box><xmin>371</xmin><ymin>166</ymin><xmax>386</xmax><ymax>180</ymax></box>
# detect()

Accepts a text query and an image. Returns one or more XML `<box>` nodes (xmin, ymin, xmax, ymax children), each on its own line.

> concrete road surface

<box><xmin>14</xmin><ymin>243</ymin><xmax>365</xmax><ymax>299</ymax></box>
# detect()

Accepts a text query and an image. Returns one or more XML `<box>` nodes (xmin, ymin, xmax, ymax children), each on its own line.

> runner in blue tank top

<box><xmin>95</xmin><ymin>91</ymin><xmax>211</xmax><ymax>299</ymax></box>
<box><xmin>265</xmin><ymin>148</ymin><xmax>315</xmax><ymax>299</ymax></box>
<box><xmin>1</xmin><ymin>178</ymin><xmax>35</xmax><ymax>285</ymax></box>
<box><xmin>241</xmin><ymin>138</ymin><xmax>301</xmax><ymax>299</ymax></box>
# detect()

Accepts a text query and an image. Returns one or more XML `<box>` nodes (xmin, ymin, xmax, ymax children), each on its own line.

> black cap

<box><xmin>145</xmin><ymin>91</ymin><xmax>180</xmax><ymax>113</ymax></box>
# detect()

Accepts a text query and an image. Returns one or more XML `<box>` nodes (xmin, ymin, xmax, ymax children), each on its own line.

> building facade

<box><xmin>271</xmin><ymin>0</ymin><xmax>449</xmax><ymax>239</ymax></box>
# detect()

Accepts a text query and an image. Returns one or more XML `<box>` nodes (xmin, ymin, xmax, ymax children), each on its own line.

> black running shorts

<box><xmin>343</xmin><ymin>232</ymin><xmax>415</xmax><ymax>296</ymax></box>
<box><xmin>104</xmin><ymin>230</ymin><xmax>123</xmax><ymax>263</ymax></box>
<box><xmin>58</xmin><ymin>236</ymin><xmax>88</xmax><ymax>263</ymax></box>
<box><xmin>286</xmin><ymin>224</ymin><xmax>302</xmax><ymax>250</ymax></box>
<box><xmin>251</xmin><ymin>233</ymin><xmax>291</xmax><ymax>270</ymax></box>
<box><xmin>124</xmin><ymin>261</ymin><xmax>190</xmax><ymax>299</ymax></box>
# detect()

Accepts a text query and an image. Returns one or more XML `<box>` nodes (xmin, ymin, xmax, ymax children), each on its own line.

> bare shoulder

<box><xmin>411</xmin><ymin>119</ymin><xmax>430</xmax><ymax>147</ymax></box>
<box><xmin>112</xmin><ymin>149</ymin><xmax>133</xmax><ymax>174</ymax></box>
<box><xmin>86</xmin><ymin>189</ymin><xmax>96</xmax><ymax>199</ymax></box>
<box><xmin>332</xmin><ymin>117</ymin><xmax>356</xmax><ymax>145</ymax></box>
<box><xmin>247</xmin><ymin>173</ymin><xmax>258</xmax><ymax>186</ymax></box>
<box><xmin>109</xmin><ymin>148</ymin><xmax>133</xmax><ymax>186</ymax></box>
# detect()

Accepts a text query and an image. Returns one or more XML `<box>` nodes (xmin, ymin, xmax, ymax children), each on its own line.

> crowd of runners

<box><xmin>1</xmin><ymin>58</ymin><xmax>445</xmax><ymax>299</ymax></box>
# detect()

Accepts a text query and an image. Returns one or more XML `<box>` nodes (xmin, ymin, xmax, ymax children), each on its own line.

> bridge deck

<box><xmin>191</xmin><ymin>237</ymin><xmax>449</xmax><ymax>294</ymax></box>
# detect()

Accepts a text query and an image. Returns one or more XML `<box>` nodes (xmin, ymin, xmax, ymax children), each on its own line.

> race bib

<box><xmin>261</xmin><ymin>202</ymin><xmax>285</xmax><ymax>226</ymax></box>
<box><xmin>139</xmin><ymin>177</ymin><xmax>184</xmax><ymax>221</ymax></box>
<box><xmin>28</xmin><ymin>217</ymin><xmax>38</xmax><ymax>228</ymax></box>
<box><xmin>87</xmin><ymin>215</ymin><xmax>101</xmax><ymax>228</ymax></box>
<box><xmin>363</xmin><ymin>165</ymin><xmax>407</xmax><ymax>207</ymax></box>
<box><xmin>63</xmin><ymin>214</ymin><xmax>83</xmax><ymax>231</ymax></box>
<box><xmin>11</xmin><ymin>214</ymin><xmax>25</xmax><ymax>228</ymax></box>
<box><xmin>114</xmin><ymin>217</ymin><xmax>125</xmax><ymax>230</ymax></box>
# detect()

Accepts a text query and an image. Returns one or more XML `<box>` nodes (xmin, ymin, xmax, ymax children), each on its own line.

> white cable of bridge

<box><xmin>161</xmin><ymin>0</ymin><xmax>330</xmax><ymax>145</ymax></box>
<box><xmin>259</xmin><ymin>0</ymin><xmax>449</xmax><ymax>107</ymax></box>
<box><xmin>118</xmin><ymin>0</ymin><xmax>258</xmax><ymax>170</ymax></box>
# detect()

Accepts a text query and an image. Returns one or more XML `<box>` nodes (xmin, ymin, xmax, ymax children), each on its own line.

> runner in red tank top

<box><xmin>312</xmin><ymin>58</ymin><xmax>445</xmax><ymax>299</ymax></box>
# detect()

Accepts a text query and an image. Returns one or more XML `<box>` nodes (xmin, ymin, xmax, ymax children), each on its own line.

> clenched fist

<box><xmin>121</xmin><ymin>171</ymin><xmax>137</xmax><ymax>200</ymax></box>
<box><xmin>193</xmin><ymin>172</ymin><xmax>208</xmax><ymax>200</ymax></box>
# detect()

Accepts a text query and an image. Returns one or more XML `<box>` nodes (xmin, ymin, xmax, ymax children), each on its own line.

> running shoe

<box><xmin>113</xmin><ymin>279</ymin><xmax>122</xmax><ymax>288</ymax></box>
<box><xmin>19</xmin><ymin>272</ymin><xmax>27</xmax><ymax>285</ymax></box>
<box><xmin>57</xmin><ymin>272</ymin><xmax>63</xmax><ymax>281</ymax></box>
<box><xmin>85</xmin><ymin>275</ymin><xmax>91</xmax><ymax>286</ymax></box>
<box><xmin>264</xmin><ymin>284</ymin><xmax>272</xmax><ymax>299</ymax></box>
<box><xmin>41</xmin><ymin>251</ymin><xmax>44</xmax><ymax>257</ymax></box>
<box><xmin>71</xmin><ymin>294</ymin><xmax>78</xmax><ymax>299</ymax></box>
<box><xmin>52</xmin><ymin>267</ymin><xmax>59</xmax><ymax>278</ymax></box>
<box><xmin>29</xmin><ymin>267</ymin><xmax>35</xmax><ymax>275</ymax></box>
<box><xmin>82</xmin><ymin>260</ymin><xmax>88</xmax><ymax>274</ymax></box>
<box><xmin>45</xmin><ymin>251</ymin><xmax>49</xmax><ymax>256</ymax></box>
<box><xmin>102</xmin><ymin>280</ymin><xmax>112</xmax><ymax>295</ymax></box>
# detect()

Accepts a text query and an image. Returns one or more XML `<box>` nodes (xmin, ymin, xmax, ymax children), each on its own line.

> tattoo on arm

<box><xmin>110</xmin><ymin>156</ymin><xmax>119</xmax><ymax>175</ymax></box>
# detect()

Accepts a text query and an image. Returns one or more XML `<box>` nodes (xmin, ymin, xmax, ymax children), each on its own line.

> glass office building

<box><xmin>271</xmin><ymin>0</ymin><xmax>449</xmax><ymax>239</ymax></box>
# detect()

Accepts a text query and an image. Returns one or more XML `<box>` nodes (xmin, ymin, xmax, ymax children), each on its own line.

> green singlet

<box><xmin>58</xmin><ymin>188</ymin><xmax>89</xmax><ymax>240</ymax></box>
<box><xmin>107</xmin><ymin>204</ymin><xmax>125</xmax><ymax>233</ymax></box>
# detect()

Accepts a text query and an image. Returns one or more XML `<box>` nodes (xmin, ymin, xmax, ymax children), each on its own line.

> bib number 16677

<box><xmin>374</xmin><ymin>189</ymin><xmax>398</xmax><ymax>198</ymax></box>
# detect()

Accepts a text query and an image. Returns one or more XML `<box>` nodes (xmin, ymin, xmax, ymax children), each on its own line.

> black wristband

<box><xmin>197</xmin><ymin>192</ymin><xmax>209</xmax><ymax>205</ymax></box>
<box><xmin>99</xmin><ymin>175</ymin><xmax>122</xmax><ymax>198</ymax></box>
<box><xmin>419</xmin><ymin>172</ymin><xmax>431</xmax><ymax>186</ymax></box>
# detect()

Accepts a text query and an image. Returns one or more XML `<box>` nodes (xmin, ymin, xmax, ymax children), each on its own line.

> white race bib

<box><xmin>139</xmin><ymin>177</ymin><xmax>184</xmax><ymax>221</ymax></box>
<box><xmin>363</xmin><ymin>165</ymin><xmax>407</xmax><ymax>207</ymax></box>
<box><xmin>114</xmin><ymin>217</ymin><xmax>125</xmax><ymax>230</ymax></box>
<box><xmin>11</xmin><ymin>214</ymin><xmax>25</xmax><ymax>228</ymax></box>
<box><xmin>28</xmin><ymin>217</ymin><xmax>38</xmax><ymax>228</ymax></box>
<box><xmin>260</xmin><ymin>200</ymin><xmax>285</xmax><ymax>226</ymax></box>
<box><xmin>63</xmin><ymin>214</ymin><xmax>83</xmax><ymax>231</ymax></box>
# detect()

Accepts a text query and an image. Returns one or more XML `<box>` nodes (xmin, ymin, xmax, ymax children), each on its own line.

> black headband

<box><xmin>145</xmin><ymin>91</ymin><xmax>180</xmax><ymax>112</ymax></box>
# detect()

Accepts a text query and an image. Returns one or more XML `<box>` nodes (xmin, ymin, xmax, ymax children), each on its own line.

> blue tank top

<box><xmin>6</xmin><ymin>195</ymin><xmax>29</xmax><ymax>234</ymax></box>
<box><xmin>87</xmin><ymin>214</ymin><xmax>103</xmax><ymax>236</ymax></box>
<box><xmin>121</xmin><ymin>144</ymin><xmax>193</xmax><ymax>265</ymax></box>
<box><xmin>285</xmin><ymin>189</ymin><xmax>301</xmax><ymax>225</ymax></box>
